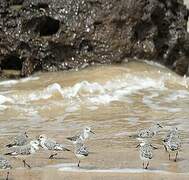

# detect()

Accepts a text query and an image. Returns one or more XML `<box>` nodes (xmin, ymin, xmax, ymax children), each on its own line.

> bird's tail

<box><xmin>8</xmin><ymin>164</ymin><xmax>13</xmax><ymax>169</ymax></box>
<box><xmin>128</xmin><ymin>134</ymin><xmax>138</xmax><ymax>138</ymax></box>
<box><xmin>4</xmin><ymin>152</ymin><xmax>12</xmax><ymax>156</ymax></box>
<box><xmin>63</xmin><ymin>147</ymin><xmax>70</xmax><ymax>151</ymax></box>
<box><xmin>5</xmin><ymin>143</ymin><xmax>15</xmax><ymax>148</ymax></box>
<box><xmin>66</xmin><ymin>137</ymin><xmax>73</xmax><ymax>141</ymax></box>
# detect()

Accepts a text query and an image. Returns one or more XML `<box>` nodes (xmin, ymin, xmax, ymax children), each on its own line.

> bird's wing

<box><xmin>44</xmin><ymin>139</ymin><xmax>57</xmax><ymax>150</ymax></box>
<box><xmin>141</xmin><ymin>145</ymin><xmax>153</xmax><ymax>159</ymax></box>
<box><xmin>67</xmin><ymin>135</ymin><xmax>80</xmax><ymax>141</ymax></box>
<box><xmin>54</xmin><ymin>143</ymin><xmax>70</xmax><ymax>151</ymax></box>
<box><xmin>77</xmin><ymin>145</ymin><xmax>89</xmax><ymax>156</ymax></box>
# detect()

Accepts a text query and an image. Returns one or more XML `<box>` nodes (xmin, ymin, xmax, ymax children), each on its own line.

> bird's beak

<box><xmin>90</xmin><ymin>130</ymin><xmax>95</xmax><ymax>134</ymax></box>
<box><xmin>25</xmin><ymin>132</ymin><xmax>29</xmax><ymax>138</ymax></box>
<box><xmin>159</xmin><ymin>125</ymin><xmax>163</xmax><ymax>128</ymax></box>
<box><xmin>136</xmin><ymin>144</ymin><xmax>140</xmax><ymax>148</ymax></box>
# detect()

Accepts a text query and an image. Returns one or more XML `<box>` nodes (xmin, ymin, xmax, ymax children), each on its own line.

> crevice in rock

<box><xmin>0</xmin><ymin>55</ymin><xmax>22</xmax><ymax>70</ymax></box>
<box><xmin>79</xmin><ymin>39</ymin><xmax>93</xmax><ymax>52</ymax></box>
<box><xmin>23</xmin><ymin>16</ymin><xmax>60</xmax><ymax>36</ymax></box>
<box><xmin>8</xmin><ymin>0</ymin><xmax>25</xmax><ymax>5</ymax></box>
<box><xmin>133</xmin><ymin>21</ymin><xmax>153</xmax><ymax>41</ymax></box>
<box><xmin>36</xmin><ymin>3</ymin><xmax>49</xmax><ymax>9</ymax></box>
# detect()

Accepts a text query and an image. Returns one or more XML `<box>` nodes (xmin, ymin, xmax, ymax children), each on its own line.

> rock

<box><xmin>174</xmin><ymin>56</ymin><xmax>189</xmax><ymax>75</ymax></box>
<box><xmin>0</xmin><ymin>0</ymin><xmax>189</xmax><ymax>77</ymax></box>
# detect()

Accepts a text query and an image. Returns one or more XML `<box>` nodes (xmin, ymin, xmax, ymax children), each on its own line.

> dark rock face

<box><xmin>0</xmin><ymin>0</ymin><xmax>189</xmax><ymax>77</ymax></box>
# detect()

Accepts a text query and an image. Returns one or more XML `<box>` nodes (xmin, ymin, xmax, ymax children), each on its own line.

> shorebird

<box><xmin>67</xmin><ymin>127</ymin><xmax>95</xmax><ymax>144</ymax></box>
<box><xmin>6</xmin><ymin>132</ymin><xmax>28</xmax><ymax>148</ymax></box>
<box><xmin>38</xmin><ymin>134</ymin><xmax>70</xmax><ymax>159</ymax></box>
<box><xmin>4</xmin><ymin>140</ymin><xmax>40</xmax><ymax>168</ymax></box>
<box><xmin>0</xmin><ymin>155</ymin><xmax>12</xmax><ymax>180</ymax></box>
<box><xmin>130</xmin><ymin>123</ymin><xmax>163</xmax><ymax>139</ymax></box>
<box><xmin>163</xmin><ymin>132</ymin><xmax>181</xmax><ymax>162</ymax></box>
<box><xmin>136</xmin><ymin>141</ymin><xmax>156</xmax><ymax>169</ymax></box>
<box><xmin>74</xmin><ymin>143</ymin><xmax>89</xmax><ymax>167</ymax></box>
<box><xmin>163</xmin><ymin>128</ymin><xmax>179</xmax><ymax>142</ymax></box>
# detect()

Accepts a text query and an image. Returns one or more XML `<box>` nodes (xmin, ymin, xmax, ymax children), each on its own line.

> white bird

<box><xmin>163</xmin><ymin>127</ymin><xmax>179</xmax><ymax>142</ymax></box>
<box><xmin>6</xmin><ymin>132</ymin><xmax>28</xmax><ymax>148</ymax></box>
<box><xmin>5</xmin><ymin>140</ymin><xmax>40</xmax><ymax>168</ymax></box>
<box><xmin>0</xmin><ymin>155</ymin><xmax>12</xmax><ymax>180</ymax></box>
<box><xmin>163</xmin><ymin>131</ymin><xmax>181</xmax><ymax>162</ymax></box>
<box><xmin>137</xmin><ymin>141</ymin><xmax>155</xmax><ymax>169</ymax></box>
<box><xmin>38</xmin><ymin>134</ymin><xmax>70</xmax><ymax>159</ymax></box>
<box><xmin>67</xmin><ymin>127</ymin><xmax>95</xmax><ymax>144</ymax></box>
<box><xmin>130</xmin><ymin>123</ymin><xmax>163</xmax><ymax>139</ymax></box>
<box><xmin>74</xmin><ymin>143</ymin><xmax>89</xmax><ymax>167</ymax></box>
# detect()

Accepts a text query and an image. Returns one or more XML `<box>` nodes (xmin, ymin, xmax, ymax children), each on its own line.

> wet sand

<box><xmin>0</xmin><ymin>62</ymin><xmax>189</xmax><ymax>179</ymax></box>
<box><xmin>0</xmin><ymin>134</ymin><xmax>189</xmax><ymax>179</ymax></box>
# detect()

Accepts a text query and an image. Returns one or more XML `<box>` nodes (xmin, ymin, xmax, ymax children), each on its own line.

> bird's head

<box><xmin>38</xmin><ymin>134</ymin><xmax>47</xmax><ymax>142</ymax></box>
<box><xmin>84</xmin><ymin>126</ymin><xmax>95</xmax><ymax>134</ymax></box>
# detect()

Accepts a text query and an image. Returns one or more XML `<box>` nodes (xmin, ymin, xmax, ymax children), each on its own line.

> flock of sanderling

<box><xmin>0</xmin><ymin>127</ymin><xmax>94</xmax><ymax>180</ymax></box>
<box><xmin>133</xmin><ymin>123</ymin><xmax>181</xmax><ymax>169</ymax></box>
<box><xmin>0</xmin><ymin>124</ymin><xmax>181</xmax><ymax>179</ymax></box>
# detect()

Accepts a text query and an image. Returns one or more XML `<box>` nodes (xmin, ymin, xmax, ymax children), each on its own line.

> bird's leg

<box><xmin>168</xmin><ymin>153</ymin><xmax>171</xmax><ymax>160</ymax></box>
<box><xmin>6</xmin><ymin>171</ymin><xmax>9</xmax><ymax>180</ymax></box>
<box><xmin>150</xmin><ymin>144</ymin><xmax>158</xmax><ymax>149</ymax></box>
<box><xmin>49</xmin><ymin>153</ymin><xmax>58</xmax><ymax>159</ymax></box>
<box><xmin>145</xmin><ymin>161</ymin><xmax>149</xmax><ymax>169</ymax></box>
<box><xmin>77</xmin><ymin>160</ymin><xmax>80</xmax><ymax>167</ymax></box>
<box><xmin>164</xmin><ymin>145</ymin><xmax>167</xmax><ymax>152</ymax></box>
<box><xmin>174</xmin><ymin>152</ymin><xmax>178</xmax><ymax>162</ymax></box>
<box><xmin>23</xmin><ymin>160</ymin><xmax>31</xmax><ymax>168</ymax></box>
<box><xmin>142</xmin><ymin>162</ymin><xmax>144</xmax><ymax>169</ymax></box>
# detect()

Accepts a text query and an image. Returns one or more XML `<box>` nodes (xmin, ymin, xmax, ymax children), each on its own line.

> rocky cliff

<box><xmin>0</xmin><ymin>0</ymin><xmax>189</xmax><ymax>77</ymax></box>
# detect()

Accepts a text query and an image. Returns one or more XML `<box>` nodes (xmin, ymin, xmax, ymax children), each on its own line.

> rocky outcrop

<box><xmin>0</xmin><ymin>0</ymin><xmax>189</xmax><ymax>77</ymax></box>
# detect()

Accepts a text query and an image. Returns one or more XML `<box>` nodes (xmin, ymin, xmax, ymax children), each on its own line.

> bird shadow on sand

<box><xmin>47</xmin><ymin>157</ymin><xmax>70</xmax><ymax>160</ymax></box>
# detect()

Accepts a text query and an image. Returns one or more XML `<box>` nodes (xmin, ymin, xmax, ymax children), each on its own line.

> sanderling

<box><xmin>163</xmin><ymin>127</ymin><xmax>178</xmax><ymax>142</ymax></box>
<box><xmin>130</xmin><ymin>123</ymin><xmax>163</xmax><ymax>139</ymax></box>
<box><xmin>38</xmin><ymin>134</ymin><xmax>70</xmax><ymax>159</ymax></box>
<box><xmin>136</xmin><ymin>141</ymin><xmax>154</xmax><ymax>169</ymax></box>
<box><xmin>0</xmin><ymin>155</ymin><xmax>12</xmax><ymax>180</ymax></box>
<box><xmin>163</xmin><ymin>127</ymin><xmax>179</xmax><ymax>151</ymax></box>
<box><xmin>4</xmin><ymin>140</ymin><xmax>39</xmax><ymax>168</ymax></box>
<box><xmin>67</xmin><ymin>126</ymin><xmax>95</xmax><ymax>144</ymax></box>
<box><xmin>163</xmin><ymin>132</ymin><xmax>181</xmax><ymax>162</ymax></box>
<box><xmin>74</xmin><ymin>143</ymin><xmax>89</xmax><ymax>167</ymax></box>
<box><xmin>6</xmin><ymin>132</ymin><xmax>28</xmax><ymax>148</ymax></box>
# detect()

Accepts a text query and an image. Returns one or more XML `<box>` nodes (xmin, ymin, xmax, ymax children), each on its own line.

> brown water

<box><xmin>0</xmin><ymin>61</ymin><xmax>189</xmax><ymax>179</ymax></box>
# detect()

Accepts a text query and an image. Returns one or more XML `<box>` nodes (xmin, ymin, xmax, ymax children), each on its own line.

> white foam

<box><xmin>7</xmin><ymin>74</ymin><xmax>166</xmax><ymax>106</ymax></box>
<box><xmin>0</xmin><ymin>105</ymin><xmax>8</xmax><ymax>110</ymax></box>
<box><xmin>1</xmin><ymin>67</ymin><xmax>189</xmax><ymax>115</ymax></box>
<box><xmin>165</xmin><ymin>90</ymin><xmax>189</xmax><ymax>102</ymax></box>
<box><xmin>57</xmin><ymin>163</ymin><xmax>187</xmax><ymax>174</ymax></box>
<box><xmin>62</xmin><ymin>81</ymin><xmax>105</xmax><ymax>99</ymax></box>
<box><xmin>143</xmin><ymin>93</ymin><xmax>182</xmax><ymax>112</ymax></box>
<box><xmin>143</xmin><ymin>60</ymin><xmax>166</xmax><ymax>69</ymax></box>
<box><xmin>65</xmin><ymin>103</ymin><xmax>80</xmax><ymax>113</ymax></box>
<box><xmin>0</xmin><ymin>77</ymin><xmax>39</xmax><ymax>87</ymax></box>
<box><xmin>0</xmin><ymin>95</ymin><xmax>13</xmax><ymax>111</ymax></box>
<box><xmin>28</xmin><ymin>83</ymin><xmax>63</xmax><ymax>101</ymax></box>
<box><xmin>0</xmin><ymin>95</ymin><xmax>14</xmax><ymax>104</ymax></box>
